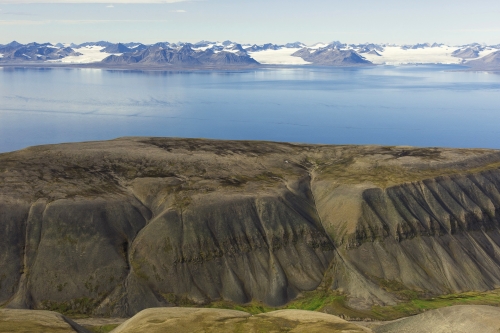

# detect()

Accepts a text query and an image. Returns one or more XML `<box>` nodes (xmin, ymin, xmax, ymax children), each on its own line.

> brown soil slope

<box><xmin>374</xmin><ymin>305</ymin><xmax>500</xmax><ymax>333</ymax></box>
<box><xmin>2</xmin><ymin>138</ymin><xmax>500</xmax><ymax>316</ymax></box>
<box><xmin>111</xmin><ymin>308</ymin><xmax>372</xmax><ymax>333</ymax></box>
<box><xmin>0</xmin><ymin>309</ymin><xmax>90</xmax><ymax>333</ymax></box>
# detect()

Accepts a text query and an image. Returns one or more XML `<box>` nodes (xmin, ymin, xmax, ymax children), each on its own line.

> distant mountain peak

<box><xmin>100</xmin><ymin>43</ymin><xmax>133</xmax><ymax>54</ymax></box>
<box><xmin>292</xmin><ymin>46</ymin><xmax>373</xmax><ymax>66</ymax></box>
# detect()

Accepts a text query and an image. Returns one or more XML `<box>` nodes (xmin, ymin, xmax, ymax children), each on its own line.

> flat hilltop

<box><xmin>2</xmin><ymin>137</ymin><xmax>500</xmax><ymax>319</ymax></box>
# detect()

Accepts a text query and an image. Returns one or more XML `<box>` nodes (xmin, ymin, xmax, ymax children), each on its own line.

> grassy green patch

<box><xmin>283</xmin><ymin>291</ymin><xmax>346</xmax><ymax>312</ymax></box>
<box><xmin>370</xmin><ymin>277</ymin><xmax>426</xmax><ymax>301</ymax></box>
<box><xmin>205</xmin><ymin>300</ymin><xmax>275</xmax><ymax>315</ymax></box>
<box><xmin>161</xmin><ymin>293</ymin><xmax>198</xmax><ymax>307</ymax></box>
<box><xmin>204</xmin><ymin>290</ymin><xmax>364</xmax><ymax>318</ymax></box>
<box><xmin>30</xmin><ymin>282</ymin><xmax>500</xmax><ymax>323</ymax></box>
<box><xmin>199</xmin><ymin>288</ymin><xmax>500</xmax><ymax>321</ymax></box>
<box><xmin>371</xmin><ymin>289</ymin><xmax>500</xmax><ymax>320</ymax></box>
<box><xmin>41</xmin><ymin>297</ymin><xmax>99</xmax><ymax>317</ymax></box>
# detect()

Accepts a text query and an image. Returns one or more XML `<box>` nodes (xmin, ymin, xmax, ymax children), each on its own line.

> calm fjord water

<box><xmin>0</xmin><ymin>65</ymin><xmax>499</xmax><ymax>152</ymax></box>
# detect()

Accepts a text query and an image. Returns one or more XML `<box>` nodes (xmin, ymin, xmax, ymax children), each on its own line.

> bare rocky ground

<box><xmin>373</xmin><ymin>305</ymin><xmax>500</xmax><ymax>333</ymax></box>
<box><xmin>3</xmin><ymin>305</ymin><xmax>500</xmax><ymax>332</ymax></box>
<box><xmin>1</xmin><ymin>308</ymin><xmax>374</xmax><ymax>332</ymax></box>
<box><xmin>2</xmin><ymin>137</ymin><xmax>500</xmax><ymax>319</ymax></box>
<box><xmin>0</xmin><ymin>309</ymin><xmax>89</xmax><ymax>333</ymax></box>
<box><xmin>111</xmin><ymin>308</ymin><xmax>372</xmax><ymax>333</ymax></box>
<box><xmin>73</xmin><ymin>318</ymin><xmax>127</xmax><ymax>327</ymax></box>
<box><xmin>73</xmin><ymin>317</ymin><xmax>127</xmax><ymax>333</ymax></box>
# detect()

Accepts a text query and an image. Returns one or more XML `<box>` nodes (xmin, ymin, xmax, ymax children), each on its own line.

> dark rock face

<box><xmin>2</xmin><ymin>138</ymin><xmax>500</xmax><ymax>316</ymax></box>
<box><xmin>284</xmin><ymin>42</ymin><xmax>304</xmax><ymax>48</ymax></box>
<box><xmin>130</xmin><ymin>44</ymin><xmax>148</xmax><ymax>52</ymax></box>
<box><xmin>322</xmin><ymin>173</ymin><xmax>500</xmax><ymax>306</ymax></box>
<box><xmin>101</xmin><ymin>45</ymin><xmax>259</xmax><ymax>68</ymax></box>
<box><xmin>125</xmin><ymin>193</ymin><xmax>333</xmax><ymax>313</ymax></box>
<box><xmin>0</xmin><ymin>201</ymin><xmax>29</xmax><ymax>305</ymax></box>
<box><xmin>100</xmin><ymin>43</ymin><xmax>133</xmax><ymax>54</ymax></box>
<box><xmin>292</xmin><ymin>47</ymin><xmax>372</xmax><ymax>66</ymax></box>
<box><xmin>77</xmin><ymin>41</ymin><xmax>113</xmax><ymax>48</ymax></box>
<box><xmin>357</xmin><ymin>43</ymin><xmax>384</xmax><ymax>53</ymax></box>
<box><xmin>0</xmin><ymin>42</ymin><xmax>81</xmax><ymax>61</ymax></box>
<box><xmin>246</xmin><ymin>43</ymin><xmax>282</xmax><ymax>52</ymax></box>
<box><xmin>452</xmin><ymin>47</ymin><xmax>480</xmax><ymax>59</ymax></box>
<box><xmin>466</xmin><ymin>50</ymin><xmax>500</xmax><ymax>70</ymax></box>
<box><xmin>0</xmin><ymin>41</ymin><xmax>23</xmax><ymax>53</ymax></box>
<box><xmin>5</xmin><ymin>198</ymin><xmax>150</xmax><ymax>313</ymax></box>
<box><xmin>400</xmin><ymin>43</ymin><xmax>432</xmax><ymax>50</ymax></box>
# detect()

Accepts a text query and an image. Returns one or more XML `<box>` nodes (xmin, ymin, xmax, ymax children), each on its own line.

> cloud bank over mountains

<box><xmin>0</xmin><ymin>0</ymin><xmax>498</xmax><ymax>45</ymax></box>
<box><xmin>0</xmin><ymin>0</ymin><xmax>187</xmax><ymax>3</ymax></box>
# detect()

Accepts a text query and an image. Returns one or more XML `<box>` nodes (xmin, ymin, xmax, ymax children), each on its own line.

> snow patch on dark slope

<box><xmin>466</xmin><ymin>50</ymin><xmax>500</xmax><ymax>69</ymax></box>
<box><xmin>101</xmin><ymin>44</ymin><xmax>259</xmax><ymax>68</ymax></box>
<box><xmin>291</xmin><ymin>45</ymin><xmax>373</xmax><ymax>66</ymax></box>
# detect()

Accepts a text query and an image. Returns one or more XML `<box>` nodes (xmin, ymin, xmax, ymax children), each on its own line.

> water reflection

<box><xmin>0</xmin><ymin>65</ymin><xmax>499</xmax><ymax>153</ymax></box>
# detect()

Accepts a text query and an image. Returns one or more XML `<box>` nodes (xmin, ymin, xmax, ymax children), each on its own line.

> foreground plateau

<box><xmin>2</xmin><ymin>137</ymin><xmax>500</xmax><ymax>321</ymax></box>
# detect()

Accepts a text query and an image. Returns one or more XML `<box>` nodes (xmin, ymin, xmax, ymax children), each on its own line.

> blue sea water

<box><xmin>0</xmin><ymin>65</ymin><xmax>499</xmax><ymax>153</ymax></box>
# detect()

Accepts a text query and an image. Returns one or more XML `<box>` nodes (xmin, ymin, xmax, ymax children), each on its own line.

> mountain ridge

<box><xmin>2</xmin><ymin>40</ymin><xmax>498</xmax><ymax>69</ymax></box>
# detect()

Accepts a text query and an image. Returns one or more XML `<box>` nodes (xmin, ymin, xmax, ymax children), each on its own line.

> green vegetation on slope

<box><xmin>371</xmin><ymin>289</ymin><xmax>500</xmax><ymax>320</ymax></box>
<box><xmin>203</xmin><ymin>290</ymin><xmax>367</xmax><ymax>318</ymax></box>
<box><xmin>201</xmin><ymin>288</ymin><xmax>500</xmax><ymax>321</ymax></box>
<box><xmin>41</xmin><ymin>297</ymin><xmax>101</xmax><ymax>317</ymax></box>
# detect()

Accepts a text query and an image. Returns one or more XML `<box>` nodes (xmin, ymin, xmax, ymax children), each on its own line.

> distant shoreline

<box><xmin>1</xmin><ymin>62</ymin><xmax>490</xmax><ymax>72</ymax></box>
<box><xmin>0</xmin><ymin>61</ymin><xmax>263</xmax><ymax>71</ymax></box>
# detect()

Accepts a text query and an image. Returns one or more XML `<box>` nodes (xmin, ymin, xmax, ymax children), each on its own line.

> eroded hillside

<box><xmin>1</xmin><ymin>138</ymin><xmax>500</xmax><ymax>316</ymax></box>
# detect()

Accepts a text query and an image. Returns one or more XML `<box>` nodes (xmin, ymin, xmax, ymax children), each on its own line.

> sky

<box><xmin>0</xmin><ymin>0</ymin><xmax>499</xmax><ymax>46</ymax></box>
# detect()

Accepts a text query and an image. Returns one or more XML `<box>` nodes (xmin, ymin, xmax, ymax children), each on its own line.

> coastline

<box><xmin>1</xmin><ymin>61</ymin><xmax>495</xmax><ymax>72</ymax></box>
<box><xmin>0</xmin><ymin>61</ymin><xmax>262</xmax><ymax>71</ymax></box>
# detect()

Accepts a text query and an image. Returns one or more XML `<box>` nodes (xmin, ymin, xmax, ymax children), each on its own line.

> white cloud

<box><xmin>447</xmin><ymin>29</ymin><xmax>500</xmax><ymax>33</ymax></box>
<box><xmin>0</xmin><ymin>19</ymin><xmax>46</xmax><ymax>25</ymax></box>
<box><xmin>170</xmin><ymin>9</ymin><xmax>185</xmax><ymax>12</ymax></box>
<box><xmin>106</xmin><ymin>4</ymin><xmax>114</xmax><ymax>7</ymax></box>
<box><xmin>0</xmin><ymin>0</ymin><xmax>187</xmax><ymax>3</ymax></box>
<box><xmin>0</xmin><ymin>19</ymin><xmax>168</xmax><ymax>25</ymax></box>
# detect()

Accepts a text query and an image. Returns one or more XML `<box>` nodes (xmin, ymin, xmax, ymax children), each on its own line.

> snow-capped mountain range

<box><xmin>0</xmin><ymin>40</ymin><xmax>499</xmax><ymax>69</ymax></box>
